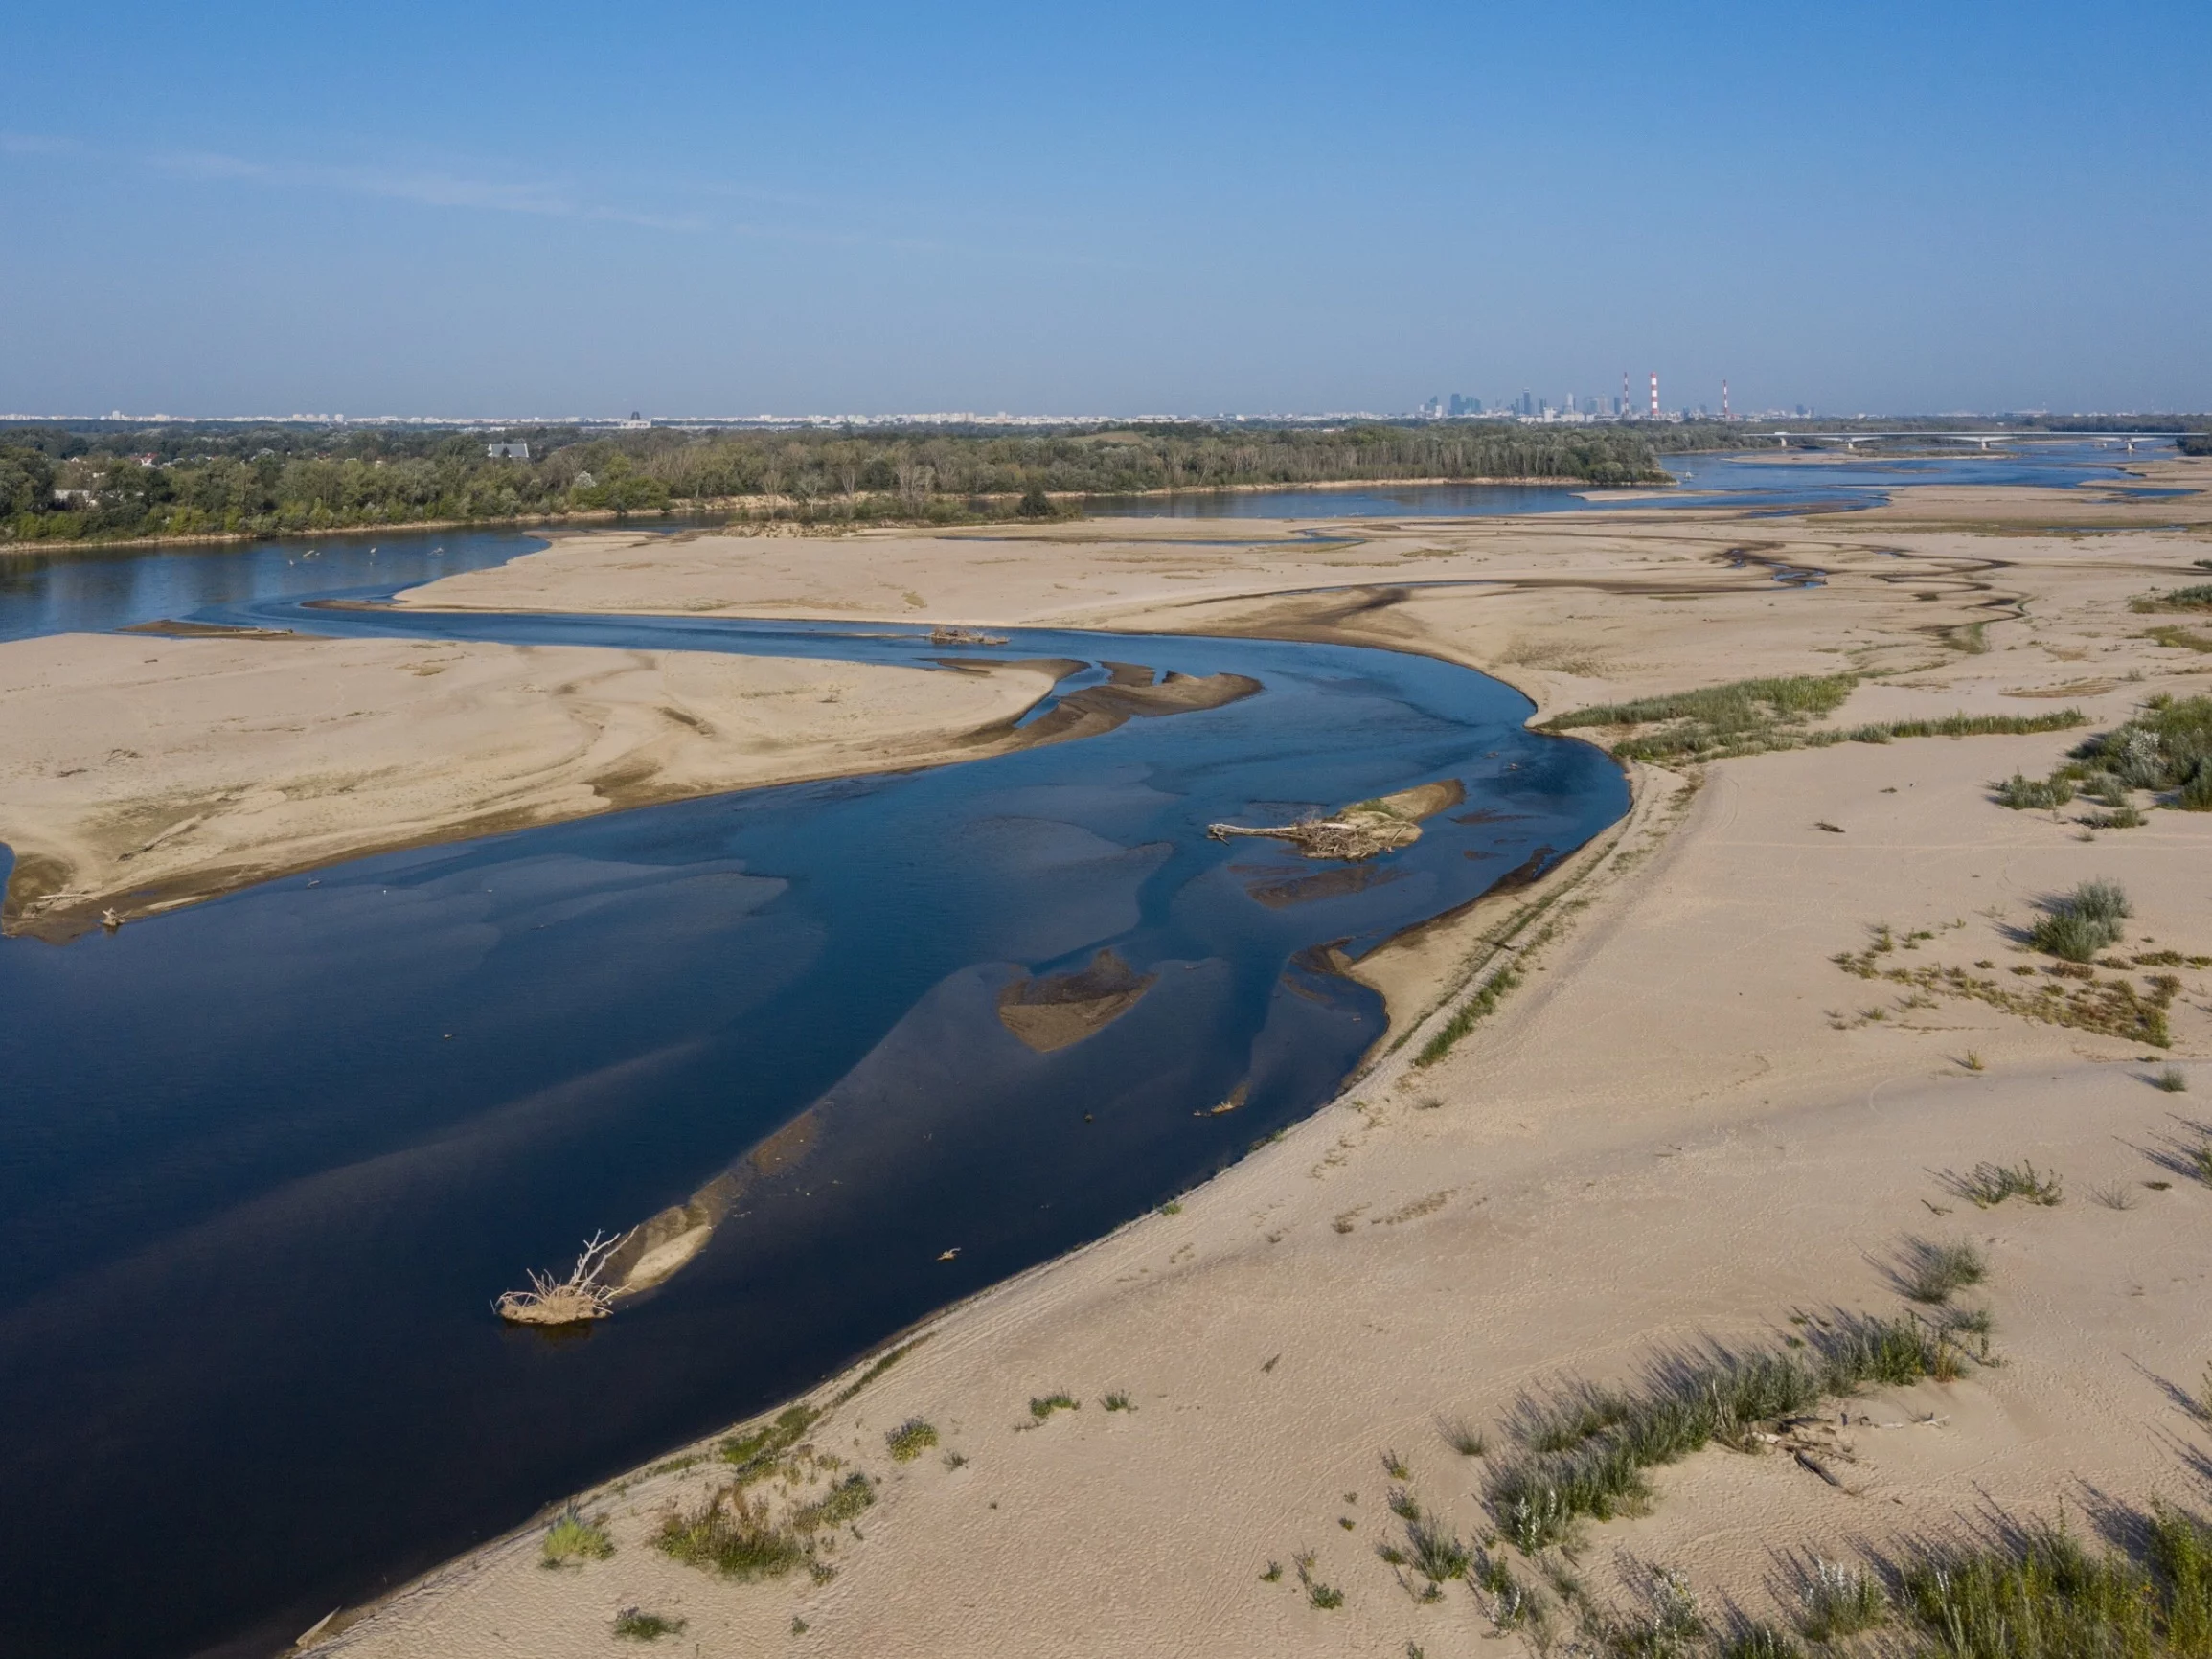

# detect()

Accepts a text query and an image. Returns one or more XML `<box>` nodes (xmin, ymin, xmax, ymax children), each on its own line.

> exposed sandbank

<box><xmin>308</xmin><ymin>463</ymin><xmax>2212</xmax><ymax>1657</ymax></box>
<box><xmin>0</xmin><ymin>633</ymin><xmax>1064</xmax><ymax>940</ymax></box>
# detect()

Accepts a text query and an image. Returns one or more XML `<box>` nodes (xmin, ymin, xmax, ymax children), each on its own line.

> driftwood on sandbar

<box><xmin>493</xmin><ymin>1229</ymin><xmax>634</xmax><ymax>1325</ymax></box>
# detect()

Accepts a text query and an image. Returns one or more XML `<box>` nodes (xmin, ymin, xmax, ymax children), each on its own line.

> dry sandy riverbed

<box><xmin>12</xmin><ymin>459</ymin><xmax>2212</xmax><ymax>1653</ymax></box>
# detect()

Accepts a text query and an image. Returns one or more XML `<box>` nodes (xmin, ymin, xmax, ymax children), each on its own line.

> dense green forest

<box><xmin>0</xmin><ymin>420</ymin><xmax>1686</xmax><ymax>545</ymax></box>
<box><xmin>3</xmin><ymin>415</ymin><xmax>2201</xmax><ymax>547</ymax></box>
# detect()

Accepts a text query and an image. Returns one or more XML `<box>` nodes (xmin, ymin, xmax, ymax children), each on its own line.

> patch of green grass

<box><xmin>1102</xmin><ymin>1391</ymin><xmax>1135</xmax><ymax>1412</ymax></box>
<box><xmin>1486</xmin><ymin>1312</ymin><xmax>1974</xmax><ymax>1552</ymax></box>
<box><xmin>1292</xmin><ymin>1550</ymin><xmax>1344</xmax><ymax>1610</ymax></box>
<box><xmin>2135</xmin><ymin>583</ymin><xmax>2212</xmax><ymax>612</ymax></box>
<box><xmin>1996</xmin><ymin>764</ymin><xmax>2080</xmax><ymax>808</ymax></box>
<box><xmin>1028</xmin><ymin>1393</ymin><xmax>1079</xmax><ymax>1420</ymax></box>
<box><xmin>1718</xmin><ymin>1622</ymin><xmax>1801</xmax><ymax>1659</ymax></box>
<box><xmin>1439</xmin><ymin>1417</ymin><xmax>1488</xmax><ymax>1457</ymax></box>
<box><xmin>2029</xmin><ymin>879</ymin><xmax>2132</xmax><ymax>962</ymax></box>
<box><xmin>1796</xmin><ymin>1557</ymin><xmax>1886</xmax><ymax>1642</ymax></box>
<box><xmin>2156</xmin><ymin>1065</ymin><xmax>2191</xmax><ymax>1093</ymax></box>
<box><xmin>540</xmin><ymin>1508</ymin><xmax>615</xmax><ymax>1568</ymax></box>
<box><xmin>884</xmin><ymin>1419</ymin><xmax>938</xmax><ymax>1462</ymax></box>
<box><xmin>719</xmin><ymin>1404</ymin><xmax>820</xmax><ymax>1481</ymax></box>
<box><xmin>1894</xmin><ymin>1511</ymin><xmax>2212</xmax><ymax>1657</ymax></box>
<box><xmin>1900</xmin><ymin>1236</ymin><xmax>1988</xmax><ymax>1304</ymax></box>
<box><xmin>1947</xmin><ymin>1160</ymin><xmax>2064</xmax><ymax>1207</ymax></box>
<box><xmin>2147</xmin><ymin>625</ymin><xmax>2212</xmax><ymax>654</ymax></box>
<box><xmin>1414</xmin><ymin>965</ymin><xmax>1522</xmax><ymax>1067</ymax></box>
<box><xmin>1548</xmin><ymin>675</ymin><xmax>2087</xmax><ymax>763</ymax></box>
<box><xmin>1544</xmin><ymin>674</ymin><xmax>1859</xmax><ymax>761</ymax></box>
<box><xmin>612</xmin><ymin>1608</ymin><xmax>686</xmax><ymax>1641</ymax></box>
<box><xmin>2076</xmin><ymin>695</ymin><xmax>2212</xmax><ymax>807</ymax></box>
<box><xmin>655</xmin><ymin>1469</ymin><xmax>876</xmax><ymax>1581</ymax></box>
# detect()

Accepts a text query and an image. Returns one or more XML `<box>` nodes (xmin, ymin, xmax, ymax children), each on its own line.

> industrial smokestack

<box><xmin>1649</xmin><ymin>373</ymin><xmax>1659</xmax><ymax>420</ymax></box>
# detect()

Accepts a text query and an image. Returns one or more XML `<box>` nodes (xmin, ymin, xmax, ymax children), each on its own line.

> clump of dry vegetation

<box><xmin>1945</xmin><ymin>1160</ymin><xmax>2064</xmax><ymax>1208</ymax></box>
<box><xmin>1834</xmin><ymin>909</ymin><xmax>2180</xmax><ymax>1047</ymax></box>
<box><xmin>494</xmin><ymin>1229</ymin><xmax>630</xmax><ymax>1325</ymax></box>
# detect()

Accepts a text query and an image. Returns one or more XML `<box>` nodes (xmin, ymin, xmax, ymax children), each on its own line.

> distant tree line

<box><xmin>0</xmin><ymin>420</ymin><xmax>1687</xmax><ymax>546</ymax></box>
<box><xmin>9</xmin><ymin>414</ymin><xmax>2197</xmax><ymax>548</ymax></box>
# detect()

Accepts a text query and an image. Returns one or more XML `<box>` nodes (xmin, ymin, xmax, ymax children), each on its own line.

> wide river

<box><xmin>0</xmin><ymin>443</ymin><xmax>2173</xmax><ymax>1658</ymax></box>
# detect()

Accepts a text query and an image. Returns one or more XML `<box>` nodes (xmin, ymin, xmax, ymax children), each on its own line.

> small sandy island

<box><xmin>15</xmin><ymin>455</ymin><xmax>2212</xmax><ymax>1655</ymax></box>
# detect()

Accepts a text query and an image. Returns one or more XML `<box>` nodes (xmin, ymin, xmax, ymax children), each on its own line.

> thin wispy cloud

<box><xmin>149</xmin><ymin>148</ymin><xmax>704</xmax><ymax>231</ymax></box>
<box><xmin>21</xmin><ymin>133</ymin><xmax>1123</xmax><ymax>267</ymax></box>
<box><xmin>0</xmin><ymin>131</ymin><xmax>80</xmax><ymax>155</ymax></box>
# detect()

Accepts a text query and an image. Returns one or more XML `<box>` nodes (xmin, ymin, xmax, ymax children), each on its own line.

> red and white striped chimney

<box><xmin>1649</xmin><ymin>373</ymin><xmax>1659</xmax><ymax>420</ymax></box>
<box><xmin>1722</xmin><ymin>379</ymin><xmax>1731</xmax><ymax>421</ymax></box>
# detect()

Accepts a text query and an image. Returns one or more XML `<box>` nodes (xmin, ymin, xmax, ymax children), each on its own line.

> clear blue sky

<box><xmin>4</xmin><ymin>1</ymin><xmax>2206</xmax><ymax>419</ymax></box>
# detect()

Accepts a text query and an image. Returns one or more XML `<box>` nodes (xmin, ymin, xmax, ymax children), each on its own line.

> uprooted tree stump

<box><xmin>1207</xmin><ymin>812</ymin><xmax>1423</xmax><ymax>862</ymax></box>
<box><xmin>929</xmin><ymin>625</ymin><xmax>1010</xmax><ymax>646</ymax></box>
<box><xmin>1207</xmin><ymin>780</ymin><xmax>1458</xmax><ymax>863</ymax></box>
<box><xmin>494</xmin><ymin>1229</ymin><xmax>633</xmax><ymax>1326</ymax></box>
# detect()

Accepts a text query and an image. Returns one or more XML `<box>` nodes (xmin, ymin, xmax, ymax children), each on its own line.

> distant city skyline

<box><xmin>3</xmin><ymin>3</ymin><xmax>2206</xmax><ymax>417</ymax></box>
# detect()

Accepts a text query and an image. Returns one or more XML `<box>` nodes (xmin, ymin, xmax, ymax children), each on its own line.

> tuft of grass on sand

<box><xmin>2155</xmin><ymin>1065</ymin><xmax>2191</xmax><ymax>1093</ymax></box>
<box><xmin>612</xmin><ymin>1608</ymin><xmax>686</xmax><ymax>1641</ymax></box>
<box><xmin>884</xmin><ymin>1419</ymin><xmax>938</xmax><ymax>1462</ymax></box>
<box><xmin>1102</xmin><ymin>1391</ymin><xmax>1135</xmax><ymax>1412</ymax></box>
<box><xmin>1029</xmin><ymin>1393</ymin><xmax>1079</xmax><ymax>1420</ymax></box>
<box><xmin>1439</xmin><ymin>1417</ymin><xmax>1488</xmax><ymax>1457</ymax></box>
<box><xmin>540</xmin><ymin>1508</ymin><xmax>615</xmax><ymax>1568</ymax></box>
<box><xmin>1291</xmin><ymin>1550</ymin><xmax>1344</xmax><ymax>1610</ymax></box>
<box><xmin>2029</xmin><ymin>878</ymin><xmax>2132</xmax><ymax>963</ymax></box>
<box><xmin>1900</xmin><ymin>1236</ymin><xmax>1989</xmax><ymax>1304</ymax></box>
<box><xmin>1894</xmin><ymin>1508</ymin><xmax>2212</xmax><ymax>1656</ymax></box>
<box><xmin>1995</xmin><ymin>768</ymin><xmax>2077</xmax><ymax>809</ymax></box>
<box><xmin>1719</xmin><ymin>1622</ymin><xmax>1803</xmax><ymax>1659</ymax></box>
<box><xmin>1796</xmin><ymin>1557</ymin><xmax>1887</xmax><ymax>1642</ymax></box>
<box><xmin>1485</xmin><ymin>1310</ymin><xmax>1977</xmax><ymax>1552</ymax></box>
<box><xmin>1946</xmin><ymin>1160</ymin><xmax>2064</xmax><ymax>1208</ymax></box>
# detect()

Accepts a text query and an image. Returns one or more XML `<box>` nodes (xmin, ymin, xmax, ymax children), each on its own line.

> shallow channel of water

<box><xmin>0</xmin><ymin>592</ymin><xmax>1625</xmax><ymax>1659</ymax></box>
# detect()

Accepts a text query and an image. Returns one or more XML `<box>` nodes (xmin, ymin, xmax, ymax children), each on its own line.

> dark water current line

<box><xmin>0</xmin><ymin>578</ymin><xmax>1626</xmax><ymax>1659</ymax></box>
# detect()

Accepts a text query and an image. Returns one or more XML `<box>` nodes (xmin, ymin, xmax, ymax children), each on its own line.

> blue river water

<box><xmin>0</xmin><ymin>570</ymin><xmax>1623</xmax><ymax>1659</ymax></box>
<box><xmin>0</xmin><ymin>441</ymin><xmax>2178</xmax><ymax>1657</ymax></box>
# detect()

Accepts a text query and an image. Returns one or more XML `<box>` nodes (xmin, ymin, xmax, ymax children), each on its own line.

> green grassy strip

<box><xmin>1414</xmin><ymin>965</ymin><xmax>1522</xmax><ymax>1067</ymax></box>
<box><xmin>1543</xmin><ymin>674</ymin><xmax>1858</xmax><ymax>733</ymax></box>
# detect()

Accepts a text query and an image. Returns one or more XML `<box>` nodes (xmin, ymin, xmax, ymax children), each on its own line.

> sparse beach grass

<box><xmin>1945</xmin><ymin>1160</ymin><xmax>2064</xmax><ymax>1208</ymax></box>
<box><xmin>612</xmin><ymin>1608</ymin><xmax>685</xmax><ymax>1641</ymax></box>
<box><xmin>1899</xmin><ymin>1236</ymin><xmax>1988</xmax><ymax>1304</ymax></box>
<box><xmin>884</xmin><ymin>1419</ymin><xmax>938</xmax><ymax>1462</ymax></box>
<box><xmin>540</xmin><ymin>1508</ymin><xmax>614</xmax><ymax>1568</ymax></box>
<box><xmin>1484</xmin><ymin>1309</ymin><xmax>1975</xmax><ymax>1552</ymax></box>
